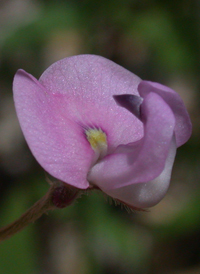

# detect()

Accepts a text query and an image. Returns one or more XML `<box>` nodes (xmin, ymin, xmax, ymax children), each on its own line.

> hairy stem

<box><xmin>0</xmin><ymin>184</ymin><xmax>57</xmax><ymax>243</ymax></box>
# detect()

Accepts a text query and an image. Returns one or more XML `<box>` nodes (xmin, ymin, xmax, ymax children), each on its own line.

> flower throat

<box><xmin>85</xmin><ymin>128</ymin><xmax>107</xmax><ymax>159</ymax></box>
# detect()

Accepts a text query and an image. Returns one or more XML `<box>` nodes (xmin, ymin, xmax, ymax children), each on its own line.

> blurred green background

<box><xmin>0</xmin><ymin>0</ymin><xmax>199</xmax><ymax>273</ymax></box>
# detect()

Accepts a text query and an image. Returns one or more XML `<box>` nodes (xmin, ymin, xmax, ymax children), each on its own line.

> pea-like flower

<box><xmin>13</xmin><ymin>55</ymin><xmax>192</xmax><ymax>209</ymax></box>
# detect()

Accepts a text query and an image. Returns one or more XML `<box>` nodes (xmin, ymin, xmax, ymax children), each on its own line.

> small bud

<box><xmin>52</xmin><ymin>185</ymin><xmax>79</xmax><ymax>208</ymax></box>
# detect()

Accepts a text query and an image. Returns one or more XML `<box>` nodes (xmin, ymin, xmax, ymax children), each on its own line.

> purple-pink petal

<box><xmin>39</xmin><ymin>55</ymin><xmax>144</xmax><ymax>152</ymax></box>
<box><xmin>138</xmin><ymin>81</ymin><xmax>192</xmax><ymax>147</ymax></box>
<box><xmin>13</xmin><ymin>54</ymin><xmax>192</xmax><ymax>208</ymax></box>
<box><xmin>13</xmin><ymin>70</ymin><xmax>92</xmax><ymax>188</ymax></box>
<box><xmin>13</xmin><ymin>55</ymin><xmax>143</xmax><ymax>189</ymax></box>
<box><xmin>88</xmin><ymin>91</ymin><xmax>176</xmax><ymax>191</ymax></box>
<box><xmin>101</xmin><ymin>136</ymin><xmax>176</xmax><ymax>208</ymax></box>
<box><xmin>113</xmin><ymin>94</ymin><xmax>143</xmax><ymax>119</ymax></box>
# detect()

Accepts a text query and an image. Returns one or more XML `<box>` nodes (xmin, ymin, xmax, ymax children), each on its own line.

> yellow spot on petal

<box><xmin>86</xmin><ymin>128</ymin><xmax>107</xmax><ymax>159</ymax></box>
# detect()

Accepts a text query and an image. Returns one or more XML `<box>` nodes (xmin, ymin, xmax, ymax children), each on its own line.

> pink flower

<box><xmin>13</xmin><ymin>55</ymin><xmax>192</xmax><ymax>208</ymax></box>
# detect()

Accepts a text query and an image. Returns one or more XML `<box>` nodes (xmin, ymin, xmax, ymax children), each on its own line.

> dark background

<box><xmin>0</xmin><ymin>0</ymin><xmax>199</xmax><ymax>273</ymax></box>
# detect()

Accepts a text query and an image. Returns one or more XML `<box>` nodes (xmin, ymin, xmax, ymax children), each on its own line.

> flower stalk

<box><xmin>0</xmin><ymin>183</ymin><xmax>79</xmax><ymax>243</ymax></box>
